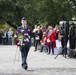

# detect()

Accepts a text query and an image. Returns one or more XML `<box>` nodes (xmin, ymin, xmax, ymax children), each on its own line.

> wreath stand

<box><xmin>13</xmin><ymin>46</ymin><xmax>20</xmax><ymax>64</ymax></box>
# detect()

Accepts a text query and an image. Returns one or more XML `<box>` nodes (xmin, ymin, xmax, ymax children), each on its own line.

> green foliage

<box><xmin>0</xmin><ymin>0</ymin><xmax>76</xmax><ymax>28</ymax></box>
<box><xmin>0</xmin><ymin>22</ymin><xmax>16</xmax><ymax>33</ymax></box>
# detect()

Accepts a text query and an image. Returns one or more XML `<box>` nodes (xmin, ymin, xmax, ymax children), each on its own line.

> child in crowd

<box><xmin>40</xmin><ymin>32</ymin><xmax>48</xmax><ymax>52</ymax></box>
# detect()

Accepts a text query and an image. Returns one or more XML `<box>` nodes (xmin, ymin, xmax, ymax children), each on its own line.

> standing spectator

<box><xmin>34</xmin><ymin>26</ymin><xmax>43</xmax><ymax>51</ymax></box>
<box><xmin>40</xmin><ymin>32</ymin><xmax>48</xmax><ymax>52</ymax></box>
<box><xmin>8</xmin><ymin>28</ymin><xmax>14</xmax><ymax>45</ymax></box>
<box><xmin>32</xmin><ymin>25</ymin><xmax>38</xmax><ymax>46</ymax></box>
<box><xmin>2</xmin><ymin>29</ymin><xmax>8</xmax><ymax>45</ymax></box>
<box><xmin>47</xmin><ymin>27</ymin><xmax>56</xmax><ymax>54</ymax></box>
<box><xmin>37</xmin><ymin>26</ymin><xmax>43</xmax><ymax>42</ymax></box>
<box><xmin>34</xmin><ymin>29</ymin><xmax>40</xmax><ymax>51</ymax></box>
<box><xmin>53</xmin><ymin>24</ymin><xmax>59</xmax><ymax>40</ymax></box>
<box><xmin>46</xmin><ymin>26</ymin><xmax>53</xmax><ymax>35</ymax></box>
<box><xmin>41</xmin><ymin>26</ymin><xmax>46</xmax><ymax>32</ymax></box>
<box><xmin>0</xmin><ymin>33</ymin><xmax>2</xmax><ymax>44</ymax></box>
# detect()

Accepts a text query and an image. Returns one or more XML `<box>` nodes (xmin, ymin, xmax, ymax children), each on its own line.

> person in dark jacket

<box><xmin>15</xmin><ymin>17</ymin><xmax>32</xmax><ymax>70</ymax></box>
<box><xmin>2</xmin><ymin>29</ymin><xmax>8</xmax><ymax>45</ymax></box>
<box><xmin>34</xmin><ymin>26</ymin><xmax>43</xmax><ymax>51</ymax></box>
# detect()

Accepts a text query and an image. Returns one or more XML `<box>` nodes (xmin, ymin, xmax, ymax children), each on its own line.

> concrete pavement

<box><xmin>0</xmin><ymin>45</ymin><xmax>76</xmax><ymax>75</ymax></box>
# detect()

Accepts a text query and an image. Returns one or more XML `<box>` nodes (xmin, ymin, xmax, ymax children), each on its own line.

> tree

<box><xmin>0</xmin><ymin>0</ymin><xmax>75</xmax><ymax>29</ymax></box>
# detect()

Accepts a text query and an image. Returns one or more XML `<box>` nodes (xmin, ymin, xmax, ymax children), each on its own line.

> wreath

<box><xmin>14</xmin><ymin>29</ymin><xmax>30</xmax><ymax>46</ymax></box>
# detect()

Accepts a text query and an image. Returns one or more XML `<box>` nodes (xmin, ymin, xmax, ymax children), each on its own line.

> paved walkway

<box><xmin>0</xmin><ymin>45</ymin><xmax>76</xmax><ymax>75</ymax></box>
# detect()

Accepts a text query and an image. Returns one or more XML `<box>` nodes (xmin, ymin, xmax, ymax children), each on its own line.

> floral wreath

<box><xmin>14</xmin><ymin>29</ymin><xmax>30</xmax><ymax>46</ymax></box>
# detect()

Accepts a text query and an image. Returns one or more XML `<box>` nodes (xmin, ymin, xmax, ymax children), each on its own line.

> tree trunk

<box><xmin>6</xmin><ymin>21</ymin><xmax>17</xmax><ymax>29</ymax></box>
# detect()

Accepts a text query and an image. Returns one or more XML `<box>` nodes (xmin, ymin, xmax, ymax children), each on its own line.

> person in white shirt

<box><xmin>32</xmin><ymin>25</ymin><xmax>38</xmax><ymax>46</ymax></box>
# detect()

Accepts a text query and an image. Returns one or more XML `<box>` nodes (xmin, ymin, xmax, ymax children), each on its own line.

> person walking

<box><xmin>15</xmin><ymin>17</ymin><xmax>32</xmax><ymax>70</ymax></box>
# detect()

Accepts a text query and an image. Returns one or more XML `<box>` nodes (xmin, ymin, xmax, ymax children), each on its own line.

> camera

<box><xmin>59</xmin><ymin>21</ymin><xmax>69</xmax><ymax>35</ymax></box>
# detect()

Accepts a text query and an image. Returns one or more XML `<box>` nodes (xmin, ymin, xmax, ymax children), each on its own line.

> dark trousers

<box><xmin>20</xmin><ymin>46</ymin><xmax>30</xmax><ymax>66</ymax></box>
<box><xmin>33</xmin><ymin>37</ymin><xmax>35</xmax><ymax>46</ymax></box>
<box><xmin>2</xmin><ymin>38</ymin><xmax>7</xmax><ymax>45</ymax></box>
<box><xmin>35</xmin><ymin>40</ymin><xmax>40</xmax><ymax>50</ymax></box>
<box><xmin>48</xmin><ymin>42</ymin><xmax>54</xmax><ymax>54</ymax></box>
<box><xmin>61</xmin><ymin>36</ymin><xmax>68</xmax><ymax>55</ymax></box>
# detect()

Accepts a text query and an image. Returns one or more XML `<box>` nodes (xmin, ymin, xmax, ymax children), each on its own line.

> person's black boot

<box><xmin>22</xmin><ymin>65</ymin><xmax>28</xmax><ymax>70</ymax></box>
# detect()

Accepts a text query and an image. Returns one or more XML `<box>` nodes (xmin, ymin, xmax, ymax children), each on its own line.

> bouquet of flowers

<box><xmin>14</xmin><ymin>29</ymin><xmax>30</xmax><ymax>46</ymax></box>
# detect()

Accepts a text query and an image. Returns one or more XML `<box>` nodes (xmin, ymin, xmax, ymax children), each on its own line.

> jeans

<box><xmin>8</xmin><ymin>38</ymin><xmax>12</xmax><ymax>45</ymax></box>
<box><xmin>40</xmin><ymin>44</ymin><xmax>48</xmax><ymax>52</ymax></box>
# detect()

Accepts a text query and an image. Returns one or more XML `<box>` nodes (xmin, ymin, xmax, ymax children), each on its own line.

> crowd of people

<box><xmin>0</xmin><ymin>24</ymin><xmax>60</xmax><ymax>55</ymax></box>
<box><xmin>0</xmin><ymin>28</ymin><xmax>14</xmax><ymax>45</ymax></box>
<box><xmin>32</xmin><ymin>25</ymin><xmax>59</xmax><ymax>55</ymax></box>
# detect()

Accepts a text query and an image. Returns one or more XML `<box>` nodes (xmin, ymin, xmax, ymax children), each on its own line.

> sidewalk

<box><xmin>0</xmin><ymin>45</ymin><xmax>76</xmax><ymax>75</ymax></box>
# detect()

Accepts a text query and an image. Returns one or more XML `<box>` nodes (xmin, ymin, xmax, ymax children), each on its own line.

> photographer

<box><xmin>59</xmin><ymin>21</ymin><xmax>69</xmax><ymax>58</ymax></box>
<box><xmin>61</xmin><ymin>35</ymin><xmax>68</xmax><ymax>57</ymax></box>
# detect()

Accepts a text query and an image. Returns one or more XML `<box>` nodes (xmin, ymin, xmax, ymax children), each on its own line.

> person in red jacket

<box><xmin>47</xmin><ymin>27</ymin><xmax>56</xmax><ymax>54</ymax></box>
<box><xmin>53</xmin><ymin>25</ymin><xmax>59</xmax><ymax>40</ymax></box>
